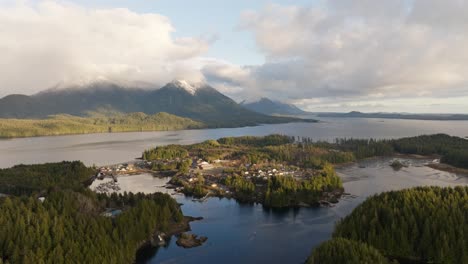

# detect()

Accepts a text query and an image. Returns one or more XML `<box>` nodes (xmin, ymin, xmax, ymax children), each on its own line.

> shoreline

<box><xmin>135</xmin><ymin>216</ymin><xmax>203</xmax><ymax>260</ymax></box>
<box><xmin>334</xmin><ymin>154</ymin><xmax>468</xmax><ymax>177</ymax></box>
<box><xmin>427</xmin><ymin>163</ymin><xmax>468</xmax><ymax>175</ymax></box>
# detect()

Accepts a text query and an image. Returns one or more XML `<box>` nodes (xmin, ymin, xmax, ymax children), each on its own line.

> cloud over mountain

<box><xmin>1</xmin><ymin>0</ymin><xmax>468</xmax><ymax>113</ymax></box>
<box><xmin>0</xmin><ymin>0</ymin><xmax>208</xmax><ymax>96</ymax></box>
<box><xmin>206</xmin><ymin>0</ymin><xmax>468</xmax><ymax>112</ymax></box>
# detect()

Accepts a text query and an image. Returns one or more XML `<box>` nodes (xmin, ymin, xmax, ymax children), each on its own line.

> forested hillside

<box><xmin>0</xmin><ymin>162</ymin><xmax>185</xmax><ymax>264</ymax></box>
<box><xmin>309</xmin><ymin>186</ymin><xmax>468</xmax><ymax>264</ymax></box>
<box><xmin>0</xmin><ymin>81</ymin><xmax>311</xmax><ymax>129</ymax></box>
<box><xmin>306</xmin><ymin>238</ymin><xmax>390</xmax><ymax>264</ymax></box>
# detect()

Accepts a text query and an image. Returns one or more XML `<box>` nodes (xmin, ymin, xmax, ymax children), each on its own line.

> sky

<box><xmin>1</xmin><ymin>0</ymin><xmax>468</xmax><ymax>113</ymax></box>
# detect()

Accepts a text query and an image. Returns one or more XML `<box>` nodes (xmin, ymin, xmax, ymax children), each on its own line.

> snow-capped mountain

<box><xmin>0</xmin><ymin>81</ymin><xmax>308</xmax><ymax>127</ymax></box>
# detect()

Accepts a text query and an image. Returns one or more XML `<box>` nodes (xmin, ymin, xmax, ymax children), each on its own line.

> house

<box><xmin>38</xmin><ymin>197</ymin><xmax>46</xmax><ymax>203</ymax></box>
<box><xmin>198</xmin><ymin>161</ymin><xmax>213</xmax><ymax>170</ymax></box>
<box><xmin>126</xmin><ymin>164</ymin><xmax>135</xmax><ymax>171</ymax></box>
<box><xmin>96</xmin><ymin>172</ymin><xmax>105</xmax><ymax>179</ymax></box>
<box><xmin>211</xmin><ymin>183</ymin><xmax>218</xmax><ymax>188</ymax></box>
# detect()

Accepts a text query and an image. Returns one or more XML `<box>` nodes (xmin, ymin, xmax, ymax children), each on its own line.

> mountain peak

<box><xmin>169</xmin><ymin>80</ymin><xmax>205</xmax><ymax>95</ymax></box>
<box><xmin>242</xmin><ymin>97</ymin><xmax>308</xmax><ymax>116</ymax></box>
<box><xmin>259</xmin><ymin>97</ymin><xmax>274</xmax><ymax>103</ymax></box>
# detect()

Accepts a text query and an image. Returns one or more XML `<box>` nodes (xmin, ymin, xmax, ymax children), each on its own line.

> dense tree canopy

<box><xmin>264</xmin><ymin>163</ymin><xmax>342</xmax><ymax>207</ymax></box>
<box><xmin>0</xmin><ymin>162</ymin><xmax>184</xmax><ymax>264</ymax></box>
<box><xmin>143</xmin><ymin>145</ymin><xmax>189</xmax><ymax>160</ymax></box>
<box><xmin>332</xmin><ymin>186</ymin><xmax>468</xmax><ymax>264</ymax></box>
<box><xmin>0</xmin><ymin>161</ymin><xmax>94</xmax><ymax>196</ymax></box>
<box><xmin>306</xmin><ymin>238</ymin><xmax>391</xmax><ymax>264</ymax></box>
<box><xmin>310</xmin><ymin>134</ymin><xmax>468</xmax><ymax>169</ymax></box>
<box><xmin>217</xmin><ymin>135</ymin><xmax>295</xmax><ymax>147</ymax></box>
<box><xmin>0</xmin><ymin>191</ymin><xmax>182</xmax><ymax>264</ymax></box>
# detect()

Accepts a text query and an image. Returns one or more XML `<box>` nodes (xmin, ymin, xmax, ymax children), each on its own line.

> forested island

<box><xmin>142</xmin><ymin>135</ymin><xmax>345</xmax><ymax>208</ymax></box>
<box><xmin>0</xmin><ymin>161</ymin><xmax>191</xmax><ymax>264</ymax></box>
<box><xmin>307</xmin><ymin>186</ymin><xmax>468</xmax><ymax>264</ymax></box>
<box><xmin>312</xmin><ymin>133</ymin><xmax>468</xmax><ymax>170</ymax></box>
<box><xmin>0</xmin><ymin>112</ymin><xmax>204</xmax><ymax>138</ymax></box>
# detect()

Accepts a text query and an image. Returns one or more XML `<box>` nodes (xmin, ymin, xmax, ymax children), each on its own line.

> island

<box><xmin>142</xmin><ymin>135</ymin><xmax>346</xmax><ymax>208</ymax></box>
<box><xmin>0</xmin><ymin>112</ymin><xmax>204</xmax><ymax>138</ymax></box>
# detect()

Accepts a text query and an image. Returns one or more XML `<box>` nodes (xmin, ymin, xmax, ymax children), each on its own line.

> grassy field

<box><xmin>0</xmin><ymin>112</ymin><xmax>205</xmax><ymax>138</ymax></box>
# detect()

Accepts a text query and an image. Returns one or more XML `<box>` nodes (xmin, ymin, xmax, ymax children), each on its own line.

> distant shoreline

<box><xmin>317</xmin><ymin>112</ymin><xmax>468</xmax><ymax>121</ymax></box>
<box><xmin>427</xmin><ymin>163</ymin><xmax>468</xmax><ymax>175</ymax></box>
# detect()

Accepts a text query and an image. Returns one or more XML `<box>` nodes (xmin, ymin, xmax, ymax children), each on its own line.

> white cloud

<box><xmin>0</xmin><ymin>0</ymin><xmax>209</xmax><ymax>96</ymax></box>
<box><xmin>205</xmin><ymin>1</ymin><xmax>468</xmax><ymax>112</ymax></box>
<box><xmin>2</xmin><ymin>0</ymin><xmax>468</xmax><ymax>113</ymax></box>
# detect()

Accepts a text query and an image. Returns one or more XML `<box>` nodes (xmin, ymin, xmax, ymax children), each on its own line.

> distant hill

<box><xmin>0</xmin><ymin>81</ymin><xmax>314</xmax><ymax>127</ymax></box>
<box><xmin>318</xmin><ymin>111</ymin><xmax>468</xmax><ymax>121</ymax></box>
<box><xmin>241</xmin><ymin>98</ymin><xmax>308</xmax><ymax>116</ymax></box>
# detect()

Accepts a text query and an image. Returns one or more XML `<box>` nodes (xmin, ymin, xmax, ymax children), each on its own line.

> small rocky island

<box><xmin>176</xmin><ymin>233</ymin><xmax>208</xmax><ymax>248</ymax></box>
<box><xmin>390</xmin><ymin>159</ymin><xmax>406</xmax><ymax>170</ymax></box>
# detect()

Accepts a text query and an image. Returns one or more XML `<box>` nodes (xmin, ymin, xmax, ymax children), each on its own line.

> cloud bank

<box><xmin>0</xmin><ymin>0</ymin><xmax>208</xmax><ymax>96</ymax></box>
<box><xmin>1</xmin><ymin>0</ymin><xmax>468</xmax><ymax>113</ymax></box>
<box><xmin>205</xmin><ymin>0</ymin><xmax>468</xmax><ymax>112</ymax></box>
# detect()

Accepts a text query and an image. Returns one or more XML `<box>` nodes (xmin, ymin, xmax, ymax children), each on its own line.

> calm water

<box><xmin>1</xmin><ymin>117</ymin><xmax>468</xmax><ymax>169</ymax></box>
<box><xmin>1</xmin><ymin>118</ymin><xmax>468</xmax><ymax>263</ymax></box>
<box><xmin>101</xmin><ymin>158</ymin><xmax>467</xmax><ymax>264</ymax></box>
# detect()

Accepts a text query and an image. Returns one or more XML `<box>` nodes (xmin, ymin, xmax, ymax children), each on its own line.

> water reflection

<box><xmin>134</xmin><ymin>157</ymin><xmax>467</xmax><ymax>264</ymax></box>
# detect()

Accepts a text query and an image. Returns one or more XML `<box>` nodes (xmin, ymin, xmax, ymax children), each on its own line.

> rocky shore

<box><xmin>139</xmin><ymin>216</ymin><xmax>205</xmax><ymax>251</ymax></box>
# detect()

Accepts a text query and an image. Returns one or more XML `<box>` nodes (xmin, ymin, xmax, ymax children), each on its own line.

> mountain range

<box><xmin>0</xmin><ymin>80</ymin><xmax>312</xmax><ymax>127</ymax></box>
<box><xmin>241</xmin><ymin>97</ymin><xmax>308</xmax><ymax>116</ymax></box>
<box><xmin>318</xmin><ymin>111</ymin><xmax>468</xmax><ymax>121</ymax></box>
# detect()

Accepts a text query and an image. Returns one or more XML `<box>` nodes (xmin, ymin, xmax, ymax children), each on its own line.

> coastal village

<box><xmin>91</xmin><ymin>144</ymin><xmax>447</xmax><ymax>209</ymax></box>
<box><xmin>92</xmin><ymin>158</ymin><xmax>306</xmax><ymax>196</ymax></box>
<box><xmin>91</xmin><ymin>136</ymin><xmax>345</xmax><ymax>208</ymax></box>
